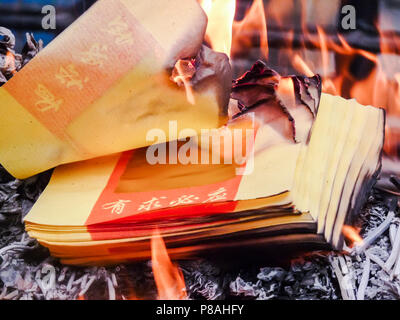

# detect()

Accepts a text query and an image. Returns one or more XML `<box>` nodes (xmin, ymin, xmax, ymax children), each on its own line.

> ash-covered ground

<box><xmin>0</xmin><ymin>165</ymin><xmax>399</xmax><ymax>300</ymax></box>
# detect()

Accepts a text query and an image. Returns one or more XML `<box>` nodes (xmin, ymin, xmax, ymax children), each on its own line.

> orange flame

<box><xmin>232</xmin><ymin>0</ymin><xmax>268</xmax><ymax>60</ymax></box>
<box><xmin>316</xmin><ymin>26</ymin><xmax>329</xmax><ymax>78</ymax></box>
<box><xmin>200</xmin><ymin>0</ymin><xmax>400</xmax><ymax>157</ymax></box>
<box><xmin>342</xmin><ymin>225</ymin><xmax>363</xmax><ymax>247</ymax></box>
<box><xmin>292</xmin><ymin>54</ymin><xmax>314</xmax><ymax>77</ymax></box>
<box><xmin>266</xmin><ymin>0</ymin><xmax>294</xmax><ymax>27</ymax></box>
<box><xmin>336</xmin><ymin>34</ymin><xmax>378</xmax><ymax>63</ymax></box>
<box><xmin>151</xmin><ymin>231</ymin><xmax>187</xmax><ymax>300</ymax></box>
<box><xmin>200</xmin><ymin>0</ymin><xmax>236</xmax><ymax>57</ymax></box>
<box><xmin>200</xmin><ymin>0</ymin><xmax>267</xmax><ymax>61</ymax></box>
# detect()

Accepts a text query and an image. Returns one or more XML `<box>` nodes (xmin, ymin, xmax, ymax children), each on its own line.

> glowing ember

<box><xmin>151</xmin><ymin>231</ymin><xmax>187</xmax><ymax>300</ymax></box>
<box><xmin>125</xmin><ymin>292</ymin><xmax>139</xmax><ymax>300</ymax></box>
<box><xmin>342</xmin><ymin>225</ymin><xmax>363</xmax><ymax>247</ymax></box>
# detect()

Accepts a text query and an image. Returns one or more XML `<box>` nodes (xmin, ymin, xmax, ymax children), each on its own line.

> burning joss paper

<box><xmin>0</xmin><ymin>0</ymin><xmax>232</xmax><ymax>179</ymax></box>
<box><xmin>24</xmin><ymin>63</ymin><xmax>385</xmax><ymax>265</ymax></box>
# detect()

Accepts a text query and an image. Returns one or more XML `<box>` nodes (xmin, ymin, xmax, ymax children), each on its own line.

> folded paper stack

<box><xmin>23</xmin><ymin>62</ymin><xmax>385</xmax><ymax>266</ymax></box>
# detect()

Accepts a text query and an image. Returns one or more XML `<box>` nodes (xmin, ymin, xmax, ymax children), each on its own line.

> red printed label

<box><xmin>86</xmin><ymin>149</ymin><xmax>245</xmax><ymax>228</ymax></box>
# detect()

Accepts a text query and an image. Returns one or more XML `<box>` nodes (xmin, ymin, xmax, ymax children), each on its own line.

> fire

<box><xmin>199</xmin><ymin>0</ymin><xmax>400</xmax><ymax>162</ymax></box>
<box><xmin>342</xmin><ymin>225</ymin><xmax>363</xmax><ymax>247</ymax></box>
<box><xmin>292</xmin><ymin>54</ymin><xmax>314</xmax><ymax>78</ymax></box>
<box><xmin>200</xmin><ymin>0</ymin><xmax>267</xmax><ymax>61</ymax></box>
<box><xmin>232</xmin><ymin>0</ymin><xmax>268</xmax><ymax>60</ymax></box>
<box><xmin>266</xmin><ymin>0</ymin><xmax>294</xmax><ymax>27</ymax></box>
<box><xmin>151</xmin><ymin>231</ymin><xmax>187</xmax><ymax>300</ymax></box>
<box><xmin>76</xmin><ymin>234</ymin><xmax>187</xmax><ymax>300</ymax></box>
<box><xmin>200</xmin><ymin>0</ymin><xmax>236</xmax><ymax>57</ymax></box>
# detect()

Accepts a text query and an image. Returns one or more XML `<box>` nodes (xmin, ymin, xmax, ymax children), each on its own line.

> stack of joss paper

<box><xmin>0</xmin><ymin>1</ymin><xmax>385</xmax><ymax>266</ymax></box>
<box><xmin>23</xmin><ymin>61</ymin><xmax>385</xmax><ymax>266</ymax></box>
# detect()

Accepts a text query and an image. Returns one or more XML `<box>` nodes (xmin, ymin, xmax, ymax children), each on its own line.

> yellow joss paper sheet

<box><xmin>0</xmin><ymin>0</ymin><xmax>231</xmax><ymax>179</ymax></box>
<box><xmin>24</xmin><ymin>141</ymin><xmax>301</xmax><ymax>228</ymax></box>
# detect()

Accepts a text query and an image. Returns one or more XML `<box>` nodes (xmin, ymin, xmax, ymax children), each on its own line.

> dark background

<box><xmin>0</xmin><ymin>0</ymin><xmax>395</xmax><ymax>52</ymax></box>
<box><xmin>0</xmin><ymin>0</ymin><xmax>388</xmax><ymax>51</ymax></box>
<box><xmin>0</xmin><ymin>0</ymin><xmax>96</xmax><ymax>51</ymax></box>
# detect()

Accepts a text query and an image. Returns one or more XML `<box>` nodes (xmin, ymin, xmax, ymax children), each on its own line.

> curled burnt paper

<box><xmin>170</xmin><ymin>45</ymin><xmax>232</xmax><ymax>117</ymax></box>
<box><xmin>231</xmin><ymin>60</ymin><xmax>322</xmax><ymax>144</ymax></box>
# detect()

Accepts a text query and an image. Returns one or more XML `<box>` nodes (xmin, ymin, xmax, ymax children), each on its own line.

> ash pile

<box><xmin>1</xmin><ymin>164</ymin><xmax>400</xmax><ymax>300</ymax></box>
